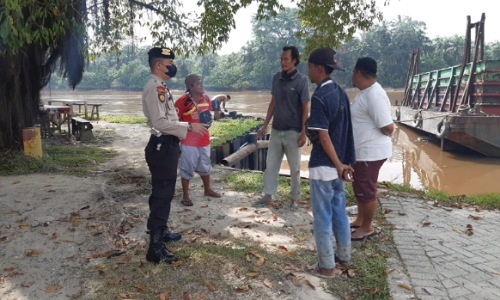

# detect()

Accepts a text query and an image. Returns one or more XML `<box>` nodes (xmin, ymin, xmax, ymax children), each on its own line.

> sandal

<box><xmin>351</xmin><ymin>228</ymin><xmax>380</xmax><ymax>241</ymax></box>
<box><xmin>181</xmin><ymin>199</ymin><xmax>193</xmax><ymax>206</ymax></box>
<box><xmin>305</xmin><ymin>263</ymin><xmax>336</xmax><ymax>279</ymax></box>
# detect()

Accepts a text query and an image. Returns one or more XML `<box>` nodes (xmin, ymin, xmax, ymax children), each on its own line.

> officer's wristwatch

<box><xmin>187</xmin><ymin>122</ymin><xmax>193</xmax><ymax>131</ymax></box>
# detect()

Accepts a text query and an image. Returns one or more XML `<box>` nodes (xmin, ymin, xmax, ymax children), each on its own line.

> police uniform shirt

<box><xmin>142</xmin><ymin>74</ymin><xmax>188</xmax><ymax>139</ymax></box>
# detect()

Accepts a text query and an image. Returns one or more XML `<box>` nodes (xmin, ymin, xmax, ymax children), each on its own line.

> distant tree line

<box><xmin>47</xmin><ymin>8</ymin><xmax>500</xmax><ymax>91</ymax></box>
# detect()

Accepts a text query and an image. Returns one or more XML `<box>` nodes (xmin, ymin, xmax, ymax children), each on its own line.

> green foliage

<box><xmin>209</xmin><ymin>118</ymin><xmax>262</xmax><ymax>146</ymax></box>
<box><xmin>0</xmin><ymin>145</ymin><xmax>116</xmax><ymax>176</ymax></box>
<box><xmin>297</xmin><ymin>0</ymin><xmax>382</xmax><ymax>54</ymax></box>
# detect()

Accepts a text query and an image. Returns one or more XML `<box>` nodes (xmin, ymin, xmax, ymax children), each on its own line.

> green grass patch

<box><xmin>209</xmin><ymin>118</ymin><xmax>262</xmax><ymax>147</ymax></box>
<box><xmin>224</xmin><ymin>171</ymin><xmax>310</xmax><ymax>202</ymax></box>
<box><xmin>0</xmin><ymin>145</ymin><xmax>116</xmax><ymax>176</ymax></box>
<box><xmin>101</xmin><ymin>114</ymin><xmax>147</xmax><ymax>124</ymax></box>
<box><xmin>424</xmin><ymin>189</ymin><xmax>500</xmax><ymax>209</ymax></box>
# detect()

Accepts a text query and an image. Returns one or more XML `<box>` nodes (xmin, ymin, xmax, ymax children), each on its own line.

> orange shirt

<box><xmin>174</xmin><ymin>94</ymin><xmax>212</xmax><ymax>147</ymax></box>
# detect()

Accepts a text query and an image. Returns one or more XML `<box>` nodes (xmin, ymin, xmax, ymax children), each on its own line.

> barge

<box><xmin>395</xmin><ymin>13</ymin><xmax>500</xmax><ymax>157</ymax></box>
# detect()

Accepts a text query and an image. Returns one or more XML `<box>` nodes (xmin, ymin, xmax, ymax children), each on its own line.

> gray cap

<box><xmin>308</xmin><ymin>47</ymin><xmax>345</xmax><ymax>71</ymax></box>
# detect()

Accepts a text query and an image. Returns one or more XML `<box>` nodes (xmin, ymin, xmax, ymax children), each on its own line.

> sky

<box><xmin>217</xmin><ymin>0</ymin><xmax>500</xmax><ymax>54</ymax></box>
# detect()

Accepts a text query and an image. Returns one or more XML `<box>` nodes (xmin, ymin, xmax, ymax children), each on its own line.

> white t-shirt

<box><xmin>351</xmin><ymin>82</ymin><xmax>393</xmax><ymax>161</ymax></box>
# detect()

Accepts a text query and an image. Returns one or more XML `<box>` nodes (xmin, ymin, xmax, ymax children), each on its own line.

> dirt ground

<box><xmin>0</xmin><ymin>121</ymin><xmax>344</xmax><ymax>300</ymax></box>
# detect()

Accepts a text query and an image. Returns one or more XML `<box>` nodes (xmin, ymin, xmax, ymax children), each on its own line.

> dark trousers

<box><xmin>145</xmin><ymin>135</ymin><xmax>180</xmax><ymax>232</ymax></box>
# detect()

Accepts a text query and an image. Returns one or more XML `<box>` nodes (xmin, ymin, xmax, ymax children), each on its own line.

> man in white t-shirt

<box><xmin>349</xmin><ymin>57</ymin><xmax>394</xmax><ymax>241</ymax></box>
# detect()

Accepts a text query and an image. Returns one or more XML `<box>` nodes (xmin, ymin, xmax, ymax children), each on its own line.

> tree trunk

<box><xmin>0</xmin><ymin>48</ymin><xmax>44</xmax><ymax>151</ymax></box>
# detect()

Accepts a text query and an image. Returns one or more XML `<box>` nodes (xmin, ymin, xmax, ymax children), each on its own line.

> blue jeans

<box><xmin>310</xmin><ymin>178</ymin><xmax>351</xmax><ymax>269</ymax></box>
<box><xmin>263</xmin><ymin>129</ymin><xmax>301</xmax><ymax>199</ymax></box>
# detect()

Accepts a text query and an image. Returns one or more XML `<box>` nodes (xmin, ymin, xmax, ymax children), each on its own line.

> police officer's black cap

<box><xmin>308</xmin><ymin>47</ymin><xmax>345</xmax><ymax>71</ymax></box>
<box><xmin>148</xmin><ymin>47</ymin><xmax>175</xmax><ymax>59</ymax></box>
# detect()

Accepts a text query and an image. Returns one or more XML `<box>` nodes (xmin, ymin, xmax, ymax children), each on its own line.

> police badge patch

<box><xmin>157</xmin><ymin>86</ymin><xmax>166</xmax><ymax>102</ymax></box>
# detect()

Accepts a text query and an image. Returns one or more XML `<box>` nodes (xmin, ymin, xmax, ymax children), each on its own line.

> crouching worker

<box><xmin>211</xmin><ymin>94</ymin><xmax>231</xmax><ymax>120</ymax></box>
<box><xmin>142</xmin><ymin>48</ymin><xmax>207</xmax><ymax>263</ymax></box>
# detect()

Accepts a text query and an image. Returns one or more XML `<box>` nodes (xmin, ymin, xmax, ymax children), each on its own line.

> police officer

<box><xmin>142</xmin><ymin>47</ymin><xmax>208</xmax><ymax>263</ymax></box>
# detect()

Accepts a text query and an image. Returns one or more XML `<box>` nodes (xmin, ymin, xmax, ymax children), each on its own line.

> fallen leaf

<box><xmin>398</xmin><ymin>211</ymin><xmax>407</xmax><ymax>216</ymax></box>
<box><xmin>466</xmin><ymin>224</ymin><xmax>473</xmax><ymax>229</ymax></box>
<box><xmin>383</xmin><ymin>209</ymin><xmax>392</xmax><ymax>214</ymax></box>
<box><xmin>106</xmin><ymin>278</ymin><xmax>121</xmax><ymax>285</ymax></box>
<box><xmin>183</xmin><ymin>291</ymin><xmax>190</xmax><ymax>300</ymax></box>
<box><xmin>267</xmin><ymin>232</ymin><xmax>273</xmax><ymax>237</ymax></box>
<box><xmin>0</xmin><ymin>275</ymin><xmax>4</xmax><ymax>284</ymax></box>
<box><xmin>443</xmin><ymin>207</ymin><xmax>453</xmax><ymax>212</ymax></box>
<box><xmin>347</xmin><ymin>269</ymin><xmax>356</xmax><ymax>277</ymax></box>
<box><xmin>277</xmin><ymin>245</ymin><xmax>288</xmax><ymax>251</ymax></box>
<box><xmin>46</xmin><ymin>283</ymin><xmax>62</xmax><ymax>293</ymax></box>
<box><xmin>369</xmin><ymin>287</ymin><xmax>381</xmax><ymax>294</ymax></box>
<box><xmin>256</xmin><ymin>257</ymin><xmax>265</xmax><ymax>266</ymax></box>
<box><xmin>70</xmin><ymin>212</ymin><xmax>81</xmax><ymax>217</ymax></box>
<box><xmin>263</xmin><ymin>278</ymin><xmax>273</xmax><ymax>288</ymax></box>
<box><xmin>422</xmin><ymin>221</ymin><xmax>431</xmax><ymax>227</ymax></box>
<box><xmin>11</xmin><ymin>180</ymin><xmax>21</xmax><ymax>184</ymax></box>
<box><xmin>291</xmin><ymin>276</ymin><xmax>302</xmax><ymax>286</ymax></box>
<box><xmin>384</xmin><ymin>269</ymin><xmax>395</xmax><ymax>275</ymax></box>
<box><xmin>304</xmin><ymin>279</ymin><xmax>315</xmax><ymax>289</ymax></box>
<box><xmin>50</xmin><ymin>233</ymin><xmax>57</xmax><ymax>240</ymax></box>
<box><xmin>4</xmin><ymin>267</ymin><xmax>15</xmax><ymax>272</ymax></box>
<box><xmin>26</xmin><ymin>250</ymin><xmax>43</xmax><ymax>257</ymax></box>
<box><xmin>203</xmin><ymin>279</ymin><xmax>216</xmax><ymax>291</ymax></box>
<box><xmin>452</xmin><ymin>227</ymin><xmax>462</xmax><ymax>234</ymax></box>
<box><xmin>333</xmin><ymin>268</ymin><xmax>343</xmax><ymax>276</ymax></box>
<box><xmin>20</xmin><ymin>282</ymin><xmax>33</xmax><ymax>287</ymax></box>
<box><xmin>134</xmin><ymin>283</ymin><xmax>148</xmax><ymax>292</ymax></box>
<box><xmin>19</xmin><ymin>223</ymin><xmax>30</xmax><ymax>228</ymax></box>
<box><xmin>159</xmin><ymin>290</ymin><xmax>169</xmax><ymax>300</ymax></box>
<box><xmin>246</xmin><ymin>272</ymin><xmax>260</xmax><ymax>277</ymax></box>
<box><xmin>235</xmin><ymin>285</ymin><xmax>250</xmax><ymax>292</ymax></box>
<box><xmin>398</xmin><ymin>283</ymin><xmax>411</xmax><ymax>290</ymax></box>
<box><xmin>193</xmin><ymin>290</ymin><xmax>210</xmax><ymax>300</ymax></box>
<box><xmin>170</xmin><ymin>261</ymin><xmax>183</xmax><ymax>267</ymax></box>
<box><xmin>239</xmin><ymin>207</ymin><xmax>248</xmax><ymax>211</ymax></box>
<box><xmin>272</xmin><ymin>213</ymin><xmax>278</xmax><ymax>221</ymax></box>
<box><xmin>344</xmin><ymin>295</ymin><xmax>352</xmax><ymax>300</ymax></box>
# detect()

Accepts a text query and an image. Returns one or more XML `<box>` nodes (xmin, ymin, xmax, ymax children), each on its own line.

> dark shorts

<box><xmin>352</xmin><ymin>159</ymin><xmax>386</xmax><ymax>203</ymax></box>
<box><xmin>211</xmin><ymin>99</ymin><xmax>221</xmax><ymax>112</ymax></box>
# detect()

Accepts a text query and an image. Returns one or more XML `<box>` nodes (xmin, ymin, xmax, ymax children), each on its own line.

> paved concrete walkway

<box><xmin>380</xmin><ymin>191</ymin><xmax>500</xmax><ymax>300</ymax></box>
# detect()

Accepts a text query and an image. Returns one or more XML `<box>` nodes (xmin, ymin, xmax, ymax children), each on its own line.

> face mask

<box><xmin>165</xmin><ymin>64</ymin><xmax>177</xmax><ymax>78</ymax></box>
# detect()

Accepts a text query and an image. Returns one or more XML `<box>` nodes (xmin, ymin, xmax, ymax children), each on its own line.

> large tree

<box><xmin>0</xmin><ymin>0</ymin><xmax>382</xmax><ymax>150</ymax></box>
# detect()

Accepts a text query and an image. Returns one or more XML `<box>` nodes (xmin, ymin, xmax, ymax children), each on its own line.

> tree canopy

<box><xmin>0</xmin><ymin>0</ymin><xmax>383</xmax><ymax>150</ymax></box>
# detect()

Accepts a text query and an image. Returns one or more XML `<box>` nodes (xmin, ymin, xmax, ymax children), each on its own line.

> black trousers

<box><xmin>145</xmin><ymin>135</ymin><xmax>180</xmax><ymax>232</ymax></box>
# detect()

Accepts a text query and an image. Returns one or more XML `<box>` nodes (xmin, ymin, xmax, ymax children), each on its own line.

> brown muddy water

<box><xmin>41</xmin><ymin>89</ymin><xmax>500</xmax><ymax>196</ymax></box>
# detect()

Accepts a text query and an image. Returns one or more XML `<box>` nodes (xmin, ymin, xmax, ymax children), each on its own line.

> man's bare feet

<box><xmin>181</xmin><ymin>198</ymin><xmax>193</xmax><ymax>206</ymax></box>
<box><xmin>204</xmin><ymin>190</ymin><xmax>221</xmax><ymax>198</ymax></box>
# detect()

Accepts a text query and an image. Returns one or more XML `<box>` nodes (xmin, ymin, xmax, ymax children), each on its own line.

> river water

<box><xmin>41</xmin><ymin>89</ymin><xmax>500</xmax><ymax>196</ymax></box>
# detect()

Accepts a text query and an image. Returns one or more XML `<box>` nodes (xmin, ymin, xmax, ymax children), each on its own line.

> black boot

<box><xmin>146</xmin><ymin>231</ymin><xmax>178</xmax><ymax>263</ymax></box>
<box><xmin>163</xmin><ymin>231</ymin><xmax>182</xmax><ymax>243</ymax></box>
